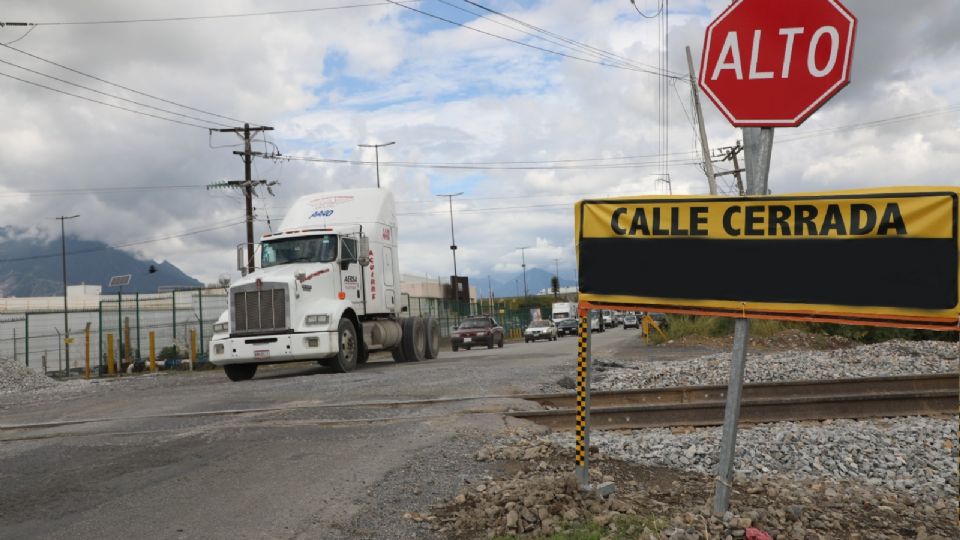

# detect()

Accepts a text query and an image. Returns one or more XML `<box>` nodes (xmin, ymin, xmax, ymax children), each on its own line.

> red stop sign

<box><xmin>699</xmin><ymin>0</ymin><xmax>857</xmax><ymax>127</ymax></box>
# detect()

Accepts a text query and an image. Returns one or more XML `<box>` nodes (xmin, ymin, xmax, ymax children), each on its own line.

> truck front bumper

<box><xmin>209</xmin><ymin>331</ymin><xmax>337</xmax><ymax>366</ymax></box>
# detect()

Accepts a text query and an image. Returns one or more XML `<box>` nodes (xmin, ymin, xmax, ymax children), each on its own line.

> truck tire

<box><xmin>424</xmin><ymin>317</ymin><xmax>440</xmax><ymax>360</ymax></box>
<box><xmin>224</xmin><ymin>363</ymin><xmax>257</xmax><ymax>382</ymax></box>
<box><xmin>402</xmin><ymin>316</ymin><xmax>426</xmax><ymax>362</ymax></box>
<box><xmin>391</xmin><ymin>345</ymin><xmax>408</xmax><ymax>363</ymax></box>
<box><xmin>330</xmin><ymin>318</ymin><xmax>358</xmax><ymax>373</ymax></box>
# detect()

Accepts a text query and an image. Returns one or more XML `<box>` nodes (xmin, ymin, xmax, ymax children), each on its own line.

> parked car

<box><xmin>623</xmin><ymin>313</ymin><xmax>639</xmax><ymax>329</ymax></box>
<box><xmin>602</xmin><ymin>310</ymin><xmax>615</xmax><ymax>328</ymax></box>
<box><xmin>524</xmin><ymin>319</ymin><xmax>557</xmax><ymax>342</ymax></box>
<box><xmin>451</xmin><ymin>316</ymin><xmax>504</xmax><ymax>351</ymax></box>
<box><xmin>556</xmin><ymin>318</ymin><xmax>578</xmax><ymax>337</ymax></box>
<box><xmin>590</xmin><ymin>312</ymin><xmax>605</xmax><ymax>333</ymax></box>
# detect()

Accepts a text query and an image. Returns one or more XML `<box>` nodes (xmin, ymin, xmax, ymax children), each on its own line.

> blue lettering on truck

<box><xmin>310</xmin><ymin>209</ymin><xmax>334</xmax><ymax>218</ymax></box>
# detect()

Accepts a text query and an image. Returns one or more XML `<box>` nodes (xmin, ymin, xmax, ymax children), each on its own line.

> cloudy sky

<box><xmin>0</xmin><ymin>0</ymin><xmax>957</xmax><ymax>288</ymax></box>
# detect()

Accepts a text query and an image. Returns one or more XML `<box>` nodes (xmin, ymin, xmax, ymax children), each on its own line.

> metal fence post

<box><xmin>190</xmin><ymin>329</ymin><xmax>196</xmax><ymax>371</ymax></box>
<box><xmin>135</xmin><ymin>292</ymin><xmax>141</xmax><ymax>361</ymax></box>
<box><xmin>84</xmin><ymin>323</ymin><xmax>91</xmax><ymax>379</ymax></box>
<box><xmin>117</xmin><ymin>291</ymin><xmax>122</xmax><ymax>377</ymax></box>
<box><xmin>574</xmin><ymin>308</ymin><xmax>593</xmax><ymax>488</ymax></box>
<box><xmin>24</xmin><ymin>314</ymin><xmax>29</xmax><ymax>367</ymax></box>
<box><xmin>198</xmin><ymin>288</ymin><xmax>204</xmax><ymax>357</ymax></box>
<box><xmin>172</xmin><ymin>290</ymin><xmax>177</xmax><ymax>353</ymax></box>
<box><xmin>714</xmin><ymin>318</ymin><xmax>751</xmax><ymax>513</ymax></box>
<box><xmin>97</xmin><ymin>301</ymin><xmax>103</xmax><ymax>375</ymax></box>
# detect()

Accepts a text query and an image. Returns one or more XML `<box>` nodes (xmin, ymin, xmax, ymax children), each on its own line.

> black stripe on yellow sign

<box><xmin>575</xmin><ymin>315</ymin><xmax>588</xmax><ymax>468</ymax></box>
<box><xmin>575</xmin><ymin>189</ymin><xmax>960</xmax><ymax>324</ymax></box>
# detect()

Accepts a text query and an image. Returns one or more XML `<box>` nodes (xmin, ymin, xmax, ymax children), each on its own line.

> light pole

<box><xmin>56</xmin><ymin>214</ymin><xmax>79</xmax><ymax>377</ymax></box>
<box><xmin>553</xmin><ymin>258</ymin><xmax>561</xmax><ymax>299</ymax></box>
<box><xmin>437</xmin><ymin>192</ymin><xmax>464</xmax><ymax>300</ymax></box>
<box><xmin>358</xmin><ymin>141</ymin><xmax>395</xmax><ymax>188</ymax></box>
<box><xmin>517</xmin><ymin>246</ymin><xmax>530</xmax><ymax>297</ymax></box>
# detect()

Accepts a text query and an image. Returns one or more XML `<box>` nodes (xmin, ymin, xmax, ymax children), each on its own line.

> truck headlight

<box><xmin>305</xmin><ymin>314</ymin><xmax>330</xmax><ymax>326</ymax></box>
<box><xmin>213</xmin><ymin>322</ymin><xmax>228</xmax><ymax>333</ymax></box>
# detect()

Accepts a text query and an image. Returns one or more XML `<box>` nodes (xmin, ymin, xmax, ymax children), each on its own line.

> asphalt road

<box><xmin>0</xmin><ymin>328</ymin><xmax>671</xmax><ymax>539</ymax></box>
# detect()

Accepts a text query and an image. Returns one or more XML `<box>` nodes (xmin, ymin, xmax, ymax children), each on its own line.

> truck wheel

<box><xmin>357</xmin><ymin>341</ymin><xmax>370</xmax><ymax>364</ymax></box>
<box><xmin>402</xmin><ymin>316</ymin><xmax>426</xmax><ymax>362</ymax></box>
<box><xmin>498</xmin><ymin>335</ymin><xmax>504</xmax><ymax>348</ymax></box>
<box><xmin>224</xmin><ymin>364</ymin><xmax>257</xmax><ymax>382</ymax></box>
<box><xmin>451</xmin><ymin>344</ymin><xmax>459</xmax><ymax>352</ymax></box>
<box><xmin>391</xmin><ymin>345</ymin><xmax>408</xmax><ymax>363</ymax></box>
<box><xmin>424</xmin><ymin>317</ymin><xmax>441</xmax><ymax>359</ymax></box>
<box><xmin>330</xmin><ymin>318</ymin><xmax>358</xmax><ymax>373</ymax></box>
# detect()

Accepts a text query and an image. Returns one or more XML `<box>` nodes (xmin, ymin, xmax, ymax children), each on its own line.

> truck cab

<box><xmin>209</xmin><ymin>189</ymin><xmax>438</xmax><ymax>381</ymax></box>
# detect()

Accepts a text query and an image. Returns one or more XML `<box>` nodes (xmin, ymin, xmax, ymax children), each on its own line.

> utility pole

<box><xmin>714</xmin><ymin>142</ymin><xmax>746</xmax><ymax>196</ymax></box>
<box><xmin>686</xmin><ymin>45</ymin><xmax>717</xmax><ymax>195</ymax></box>
<box><xmin>517</xmin><ymin>246</ymin><xmax>530</xmax><ymax>297</ymax></box>
<box><xmin>56</xmin><ymin>214</ymin><xmax>79</xmax><ymax>377</ymax></box>
<box><xmin>553</xmin><ymin>258</ymin><xmax>561</xmax><ymax>299</ymax></box>
<box><xmin>211</xmin><ymin>123</ymin><xmax>274</xmax><ymax>274</ymax></box>
<box><xmin>437</xmin><ymin>193</ymin><xmax>463</xmax><ymax>299</ymax></box>
<box><xmin>358</xmin><ymin>141</ymin><xmax>395</xmax><ymax>188</ymax></box>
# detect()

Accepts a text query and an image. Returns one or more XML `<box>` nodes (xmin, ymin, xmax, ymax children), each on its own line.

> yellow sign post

<box><xmin>149</xmin><ymin>332</ymin><xmax>156</xmax><ymax>373</ymax></box>
<box><xmin>106</xmin><ymin>334</ymin><xmax>115</xmax><ymax>376</ymax></box>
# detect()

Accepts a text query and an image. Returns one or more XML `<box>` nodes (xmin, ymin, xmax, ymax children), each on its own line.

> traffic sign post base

<box><xmin>713</xmin><ymin>317</ymin><xmax>750</xmax><ymax>513</ymax></box>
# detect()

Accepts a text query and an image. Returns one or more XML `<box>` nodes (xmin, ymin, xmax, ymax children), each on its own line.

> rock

<box><xmin>505</xmin><ymin>510</ymin><xmax>519</xmax><ymax>529</ymax></box>
<box><xmin>785</xmin><ymin>505</ymin><xmax>805</xmax><ymax>521</ymax></box>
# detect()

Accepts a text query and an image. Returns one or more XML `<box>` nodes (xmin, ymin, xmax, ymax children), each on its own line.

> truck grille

<box><xmin>233</xmin><ymin>288</ymin><xmax>287</xmax><ymax>334</ymax></box>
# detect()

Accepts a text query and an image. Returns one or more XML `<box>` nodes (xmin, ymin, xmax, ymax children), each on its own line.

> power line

<box><xmin>777</xmin><ymin>104</ymin><xmax>960</xmax><ymax>143</ymax></box>
<box><xmin>272</xmin><ymin>153</ymin><xmax>701</xmax><ymax>170</ymax></box>
<box><xmin>0</xmin><ymin>69</ymin><xmax>217</xmax><ymax>129</ymax></box>
<box><xmin>0</xmin><ymin>1</ymin><xmax>422</xmax><ymax>26</ymax></box>
<box><xmin>1</xmin><ymin>43</ymin><xmax>254</xmax><ymax>126</ymax></box>
<box><xmin>0</xmin><ymin>219</ymin><xmax>244</xmax><ymax>264</ymax></box>
<box><xmin>0</xmin><ymin>185</ymin><xmax>208</xmax><ymax>198</ymax></box>
<box><xmin>460</xmin><ymin>0</ymin><xmax>683</xmax><ymax>77</ymax></box>
<box><xmin>385</xmin><ymin>1</ymin><xmax>684</xmax><ymax>79</ymax></box>
<box><xmin>0</xmin><ymin>57</ymin><xmax>234</xmax><ymax>128</ymax></box>
<box><xmin>630</xmin><ymin>0</ymin><xmax>663</xmax><ymax>19</ymax></box>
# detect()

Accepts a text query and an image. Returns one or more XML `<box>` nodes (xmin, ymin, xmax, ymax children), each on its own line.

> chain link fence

<box><xmin>0</xmin><ymin>292</ymin><xmax>540</xmax><ymax>376</ymax></box>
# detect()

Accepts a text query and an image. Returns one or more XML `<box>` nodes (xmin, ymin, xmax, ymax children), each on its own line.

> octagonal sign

<box><xmin>699</xmin><ymin>0</ymin><xmax>857</xmax><ymax>127</ymax></box>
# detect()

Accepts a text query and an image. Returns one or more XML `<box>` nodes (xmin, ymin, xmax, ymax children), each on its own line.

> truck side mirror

<box><xmin>236</xmin><ymin>244</ymin><xmax>247</xmax><ymax>276</ymax></box>
<box><xmin>358</xmin><ymin>237</ymin><xmax>370</xmax><ymax>267</ymax></box>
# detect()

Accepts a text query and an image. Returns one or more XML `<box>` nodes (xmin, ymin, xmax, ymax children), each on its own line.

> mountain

<box><xmin>474</xmin><ymin>268</ymin><xmax>577</xmax><ymax>298</ymax></box>
<box><xmin>0</xmin><ymin>228</ymin><xmax>202</xmax><ymax>297</ymax></box>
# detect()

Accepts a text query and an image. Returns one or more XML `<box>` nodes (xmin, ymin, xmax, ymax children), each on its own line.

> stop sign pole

<box><xmin>698</xmin><ymin>0</ymin><xmax>856</xmax><ymax>513</ymax></box>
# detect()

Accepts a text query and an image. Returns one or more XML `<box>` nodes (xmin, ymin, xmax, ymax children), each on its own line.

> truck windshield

<box><xmin>262</xmin><ymin>235</ymin><xmax>337</xmax><ymax>268</ymax></box>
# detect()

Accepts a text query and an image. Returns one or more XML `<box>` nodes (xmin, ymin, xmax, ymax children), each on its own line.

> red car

<box><xmin>451</xmin><ymin>316</ymin><xmax>504</xmax><ymax>351</ymax></box>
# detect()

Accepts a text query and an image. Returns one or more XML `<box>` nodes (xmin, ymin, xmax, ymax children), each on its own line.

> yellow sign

<box><xmin>64</xmin><ymin>337</ymin><xmax>75</xmax><ymax>345</ymax></box>
<box><xmin>575</xmin><ymin>187</ymin><xmax>960</xmax><ymax>330</ymax></box>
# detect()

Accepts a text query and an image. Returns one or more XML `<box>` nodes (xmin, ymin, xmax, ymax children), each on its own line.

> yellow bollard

<box><xmin>84</xmin><ymin>323</ymin><xmax>91</xmax><ymax>380</ymax></box>
<box><xmin>190</xmin><ymin>329</ymin><xmax>197</xmax><ymax>371</ymax></box>
<box><xmin>149</xmin><ymin>331</ymin><xmax>156</xmax><ymax>373</ymax></box>
<box><xmin>106</xmin><ymin>333</ymin><xmax>115</xmax><ymax>376</ymax></box>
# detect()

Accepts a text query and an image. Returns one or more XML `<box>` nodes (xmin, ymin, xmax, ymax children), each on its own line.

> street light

<box><xmin>55</xmin><ymin>214</ymin><xmax>79</xmax><ymax>377</ymax></box>
<box><xmin>437</xmin><ymin>192</ymin><xmax>463</xmax><ymax>300</ymax></box>
<box><xmin>358</xmin><ymin>141</ymin><xmax>395</xmax><ymax>188</ymax></box>
<box><xmin>516</xmin><ymin>246</ymin><xmax>530</xmax><ymax>297</ymax></box>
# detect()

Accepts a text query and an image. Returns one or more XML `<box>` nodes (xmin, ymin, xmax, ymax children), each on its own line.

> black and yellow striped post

<box><xmin>574</xmin><ymin>308</ymin><xmax>593</xmax><ymax>487</ymax></box>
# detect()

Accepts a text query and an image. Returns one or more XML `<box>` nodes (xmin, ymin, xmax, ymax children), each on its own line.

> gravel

<box><xmin>546</xmin><ymin>416</ymin><xmax>958</xmax><ymax>503</ymax></box>
<box><xmin>0</xmin><ymin>356</ymin><xmax>56</xmax><ymax>394</ymax></box>
<box><xmin>595</xmin><ymin>339</ymin><xmax>958</xmax><ymax>390</ymax></box>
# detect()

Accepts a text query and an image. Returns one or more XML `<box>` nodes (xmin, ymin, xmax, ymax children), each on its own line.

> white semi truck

<box><xmin>209</xmin><ymin>188</ymin><xmax>440</xmax><ymax>381</ymax></box>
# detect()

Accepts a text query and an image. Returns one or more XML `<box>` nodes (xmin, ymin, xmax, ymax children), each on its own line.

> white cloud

<box><xmin>0</xmin><ymin>0</ymin><xmax>957</xmax><ymax>286</ymax></box>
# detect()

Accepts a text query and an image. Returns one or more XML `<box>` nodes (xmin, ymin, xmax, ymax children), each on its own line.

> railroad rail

<box><xmin>510</xmin><ymin>373</ymin><xmax>958</xmax><ymax>430</ymax></box>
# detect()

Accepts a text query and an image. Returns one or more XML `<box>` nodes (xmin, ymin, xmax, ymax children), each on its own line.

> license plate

<box><xmin>463</xmin><ymin>337</ymin><xmax>472</xmax><ymax>343</ymax></box>
<box><xmin>254</xmin><ymin>350</ymin><xmax>270</xmax><ymax>359</ymax></box>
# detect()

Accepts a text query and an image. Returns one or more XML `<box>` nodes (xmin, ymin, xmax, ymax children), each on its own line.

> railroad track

<box><xmin>510</xmin><ymin>373</ymin><xmax>958</xmax><ymax>430</ymax></box>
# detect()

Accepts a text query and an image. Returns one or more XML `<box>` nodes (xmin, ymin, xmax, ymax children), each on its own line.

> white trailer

<box><xmin>209</xmin><ymin>188</ymin><xmax>440</xmax><ymax>381</ymax></box>
<box><xmin>551</xmin><ymin>302</ymin><xmax>577</xmax><ymax>323</ymax></box>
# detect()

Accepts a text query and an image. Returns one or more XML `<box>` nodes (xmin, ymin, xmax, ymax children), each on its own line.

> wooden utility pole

<box><xmin>211</xmin><ymin>123</ymin><xmax>274</xmax><ymax>274</ymax></box>
<box><xmin>714</xmin><ymin>142</ymin><xmax>746</xmax><ymax>196</ymax></box>
<box><xmin>685</xmin><ymin>46</ymin><xmax>717</xmax><ymax>195</ymax></box>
